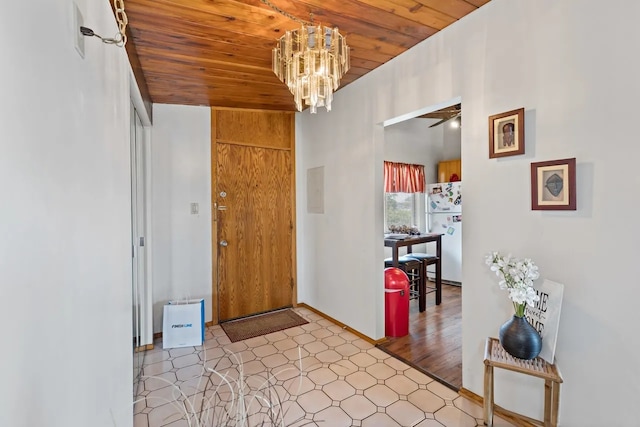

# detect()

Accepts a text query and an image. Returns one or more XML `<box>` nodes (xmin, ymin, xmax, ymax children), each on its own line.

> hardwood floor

<box><xmin>378</xmin><ymin>283</ymin><xmax>462</xmax><ymax>390</ymax></box>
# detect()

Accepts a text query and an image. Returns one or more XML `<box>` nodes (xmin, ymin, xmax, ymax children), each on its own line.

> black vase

<box><xmin>498</xmin><ymin>315</ymin><xmax>542</xmax><ymax>360</ymax></box>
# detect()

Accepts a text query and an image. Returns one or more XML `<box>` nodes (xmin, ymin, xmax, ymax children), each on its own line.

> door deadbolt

<box><xmin>219</xmin><ymin>191</ymin><xmax>227</xmax><ymax>198</ymax></box>
<box><xmin>219</xmin><ymin>240</ymin><xmax>228</xmax><ymax>247</ymax></box>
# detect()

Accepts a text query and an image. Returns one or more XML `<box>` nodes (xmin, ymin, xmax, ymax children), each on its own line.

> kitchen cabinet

<box><xmin>438</xmin><ymin>159</ymin><xmax>461</xmax><ymax>183</ymax></box>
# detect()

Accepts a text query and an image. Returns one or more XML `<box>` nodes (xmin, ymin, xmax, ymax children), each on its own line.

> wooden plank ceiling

<box><xmin>124</xmin><ymin>0</ymin><xmax>491</xmax><ymax>111</ymax></box>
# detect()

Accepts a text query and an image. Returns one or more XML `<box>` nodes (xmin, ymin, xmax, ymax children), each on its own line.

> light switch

<box><xmin>73</xmin><ymin>2</ymin><xmax>85</xmax><ymax>58</ymax></box>
<box><xmin>190</xmin><ymin>202</ymin><xmax>199</xmax><ymax>215</ymax></box>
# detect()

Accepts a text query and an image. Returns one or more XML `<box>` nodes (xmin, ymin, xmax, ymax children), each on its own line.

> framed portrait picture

<box><xmin>488</xmin><ymin>108</ymin><xmax>525</xmax><ymax>158</ymax></box>
<box><xmin>531</xmin><ymin>158</ymin><xmax>576</xmax><ymax>210</ymax></box>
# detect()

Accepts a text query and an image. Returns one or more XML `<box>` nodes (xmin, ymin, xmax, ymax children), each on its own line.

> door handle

<box><xmin>219</xmin><ymin>240</ymin><xmax>228</xmax><ymax>247</ymax></box>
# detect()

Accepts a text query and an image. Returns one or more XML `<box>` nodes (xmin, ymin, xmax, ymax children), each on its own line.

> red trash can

<box><xmin>384</xmin><ymin>267</ymin><xmax>409</xmax><ymax>337</ymax></box>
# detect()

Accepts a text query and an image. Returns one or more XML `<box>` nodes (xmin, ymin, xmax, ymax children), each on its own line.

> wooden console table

<box><xmin>483</xmin><ymin>337</ymin><xmax>563</xmax><ymax>427</ymax></box>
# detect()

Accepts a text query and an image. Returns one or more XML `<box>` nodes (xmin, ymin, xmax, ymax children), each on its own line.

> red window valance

<box><xmin>384</xmin><ymin>161</ymin><xmax>425</xmax><ymax>193</ymax></box>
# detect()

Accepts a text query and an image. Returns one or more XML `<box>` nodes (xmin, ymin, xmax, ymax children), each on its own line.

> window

<box><xmin>385</xmin><ymin>192</ymin><xmax>418</xmax><ymax>231</ymax></box>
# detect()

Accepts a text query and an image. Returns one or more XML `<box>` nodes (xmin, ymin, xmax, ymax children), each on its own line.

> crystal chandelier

<box><xmin>269</xmin><ymin>12</ymin><xmax>350</xmax><ymax>113</ymax></box>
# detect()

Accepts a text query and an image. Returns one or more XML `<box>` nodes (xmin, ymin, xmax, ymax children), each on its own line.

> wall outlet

<box><xmin>73</xmin><ymin>2</ymin><xmax>85</xmax><ymax>58</ymax></box>
<box><xmin>190</xmin><ymin>203</ymin><xmax>199</xmax><ymax>215</ymax></box>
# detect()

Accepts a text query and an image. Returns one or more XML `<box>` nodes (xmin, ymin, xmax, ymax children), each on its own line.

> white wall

<box><xmin>442</xmin><ymin>123</ymin><xmax>462</xmax><ymax>163</ymax></box>
<box><xmin>0</xmin><ymin>1</ymin><xmax>133</xmax><ymax>426</ymax></box>
<box><xmin>150</xmin><ymin>104</ymin><xmax>212</xmax><ymax>332</ymax></box>
<box><xmin>296</xmin><ymin>0</ymin><xmax>640</xmax><ymax>425</ymax></box>
<box><xmin>384</xmin><ymin>119</ymin><xmax>444</xmax><ymax>183</ymax></box>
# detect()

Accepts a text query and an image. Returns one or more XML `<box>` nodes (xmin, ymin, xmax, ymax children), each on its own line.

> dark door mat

<box><xmin>220</xmin><ymin>309</ymin><xmax>308</xmax><ymax>343</ymax></box>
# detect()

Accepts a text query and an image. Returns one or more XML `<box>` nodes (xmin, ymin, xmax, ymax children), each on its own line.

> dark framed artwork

<box><xmin>488</xmin><ymin>108</ymin><xmax>525</xmax><ymax>158</ymax></box>
<box><xmin>531</xmin><ymin>158</ymin><xmax>576</xmax><ymax>210</ymax></box>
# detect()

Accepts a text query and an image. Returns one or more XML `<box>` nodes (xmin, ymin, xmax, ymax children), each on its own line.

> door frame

<box><xmin>130</xmin><ymin>73</ymin><xmax>153</xmax><ymax>349</ymax></box>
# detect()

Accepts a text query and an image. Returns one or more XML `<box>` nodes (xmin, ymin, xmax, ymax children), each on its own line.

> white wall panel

<box><xmin>150</xmin><ymin>104</ymin><xmax>212</xmax><ymax>333</ymax></box>
<box><xmin>0</xmin><ymin>1</ymin><xmax>134</xmax><ymax>425</ymax></box>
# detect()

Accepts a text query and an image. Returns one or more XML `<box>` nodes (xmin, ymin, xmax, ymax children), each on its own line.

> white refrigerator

<box><xmin>426</xmin><ymin>181</ymin><xmax>462</xmax><ymax>284</ymax></box>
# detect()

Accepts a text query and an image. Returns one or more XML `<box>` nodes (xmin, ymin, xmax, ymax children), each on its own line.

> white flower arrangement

<box><xmin>485</xmin><ymin>251</ymin><xmax>541</xmax><ymax>318</ymax></box>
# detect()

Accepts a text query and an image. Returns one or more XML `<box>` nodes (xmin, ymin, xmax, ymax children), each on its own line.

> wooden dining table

<box><xmin>384</xmin><ymin>233</ymin><xmax>443</xmax><ymax>309</ymax></box>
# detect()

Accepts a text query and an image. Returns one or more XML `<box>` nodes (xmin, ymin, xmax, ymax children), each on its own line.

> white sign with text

<box><xmin>525</xmin><ymin>279</ymin><xmax>564</xmax><ymax>363</ymax></box>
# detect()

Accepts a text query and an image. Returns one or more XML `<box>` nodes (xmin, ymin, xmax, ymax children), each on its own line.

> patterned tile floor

<box><xmin>134</xmin><ymin>307</ymin><xmax>516</xmax><ymax>427</ymax></box>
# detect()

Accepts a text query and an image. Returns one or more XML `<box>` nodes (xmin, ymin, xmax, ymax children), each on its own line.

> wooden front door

<box><xmin>212</xmin><ymin>108</ymin><xmax>295</xmax><ymax>322</ymax></box>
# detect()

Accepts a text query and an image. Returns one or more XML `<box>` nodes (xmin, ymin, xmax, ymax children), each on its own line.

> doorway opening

<box><xmin>378</xmin><ymin>99</ymin><xmax>463</xmax><ymax>390</ymax></box>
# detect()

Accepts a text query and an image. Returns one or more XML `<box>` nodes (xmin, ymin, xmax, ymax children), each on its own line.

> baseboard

<box><xmin>134</xmin><ymin>343</ymin><xmax>154</xmax><ymax>352</ymax></box>
<box><xmin>458</xmin><ymin>388</ymin><xmax>537</xmax><ymax>427</ymax></box>
<box><xmin>296</xmin><ymin>303</ymin><xmax>386</xmax><ymax>346</ymax></box>
<box><xmin>426</xmin><ymin>276</ymin><xmax>461</xmax><ymax>286</ymax></box>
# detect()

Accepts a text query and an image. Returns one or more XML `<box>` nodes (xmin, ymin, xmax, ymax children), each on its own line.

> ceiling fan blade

<box><xmin>418</xmin><ymin>103</ymin><xmax>461</xmax><ymax>121</ymax></box>
<box><xmin>428</xmin><ymin>118</ymin><xmax>449</xmax><ymax>128</ymax></box>
<box><xmin>429</xmin><ymin>112</ymin><xmax>461</xmax><ymax>128</ymax></box>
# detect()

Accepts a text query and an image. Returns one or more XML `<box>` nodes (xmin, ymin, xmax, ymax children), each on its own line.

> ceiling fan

<box><xmin>418</xmin><ymin>104</ymin><xmax>461</xmax><ymax>128</ymax></box>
